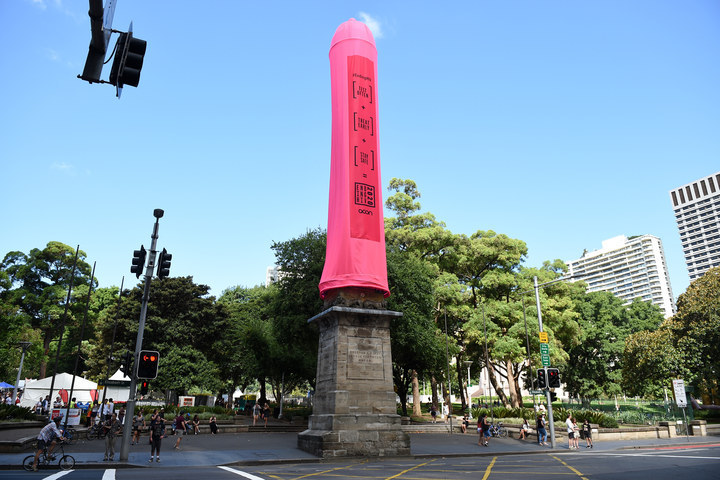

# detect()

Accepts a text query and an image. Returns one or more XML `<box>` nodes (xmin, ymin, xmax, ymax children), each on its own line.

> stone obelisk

<box><xmin>297</xmin><ymin>19</ymin><xmax>410</xmax><ymax>457</ymax></box>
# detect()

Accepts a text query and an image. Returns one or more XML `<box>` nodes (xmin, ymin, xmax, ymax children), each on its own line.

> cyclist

<box><xmin>31</xmin><ymin>415</ymin><xmax>66</xmax><ymax>471</ymax></box>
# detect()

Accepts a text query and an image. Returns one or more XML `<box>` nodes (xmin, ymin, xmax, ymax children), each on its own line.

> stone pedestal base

<box><xmin>297</xmin><ymin>305</ymin><xmax>410</xmax><ymax>457</ymax></box>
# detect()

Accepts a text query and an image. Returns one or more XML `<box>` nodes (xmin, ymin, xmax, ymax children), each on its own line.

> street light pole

<box><xmin>12</xmin><ymin>342</ymin><xmax>32</xmax><ymax>404</ymax></box>
<box><xmin>463</xmin><ymin>360</ymin><xmax>473</xmax><ymax>419</ymax></box>
<box><xmin>120</xmin><ymin>209</ymin><xmax>164</xmax><ymax>461</ymax></box>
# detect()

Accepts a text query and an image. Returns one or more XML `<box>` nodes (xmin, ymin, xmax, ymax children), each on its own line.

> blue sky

<box><xmin>1</xmin><ymin>0</ymin><xmax>718</xmax><ymax>300</ymax></box>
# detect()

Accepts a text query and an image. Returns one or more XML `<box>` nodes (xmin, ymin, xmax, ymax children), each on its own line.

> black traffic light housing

<box><xmin>537</xmin><ymin>368</ymin><xmax>547</xmax><ymax>389</ymax></box>
<box><xmin>547</xmin><ymin>368</ymin><xmax>561</xmax><ymax>388</ymax></box>
<box><xmin>137</xmin><ymin>350</ymin><xmax>159</xmax><ymax>379</ymax></box>
<box><xmin>140</xmin><ymin>381</ymin><xmax>149</xmax><ymax>395</ymax></box>
<box><xmin>109</xmin><ymin>31</ymin><xmax>147</xmax><ymax>89</ymax></box>
<box><xmin>131</xmin><ymin>246</ymin><xmax>146</xmax><ymax>278</ymax></box>
<box><xmin>157</xmin><ymin>248</ymin><xmax>172</xmax><ymax>279</ymax></box>
<box><xmin>549</xmin><ymin>391</ymin><xmax>557</xmax><ymax>403</ymax></box>
<box><xmin>119</xmin><ymin>351</ymin><xmax>133</xmax><ymax>377</ymax></box>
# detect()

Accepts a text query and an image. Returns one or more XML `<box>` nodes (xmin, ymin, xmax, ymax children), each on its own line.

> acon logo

<box><xmin>358</xmin><ymin>209</ymin><xmax>373</xmax><ymax>215</ymax></box>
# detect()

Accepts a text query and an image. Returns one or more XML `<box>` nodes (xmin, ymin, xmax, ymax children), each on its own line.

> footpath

<box><xmin>1</xmin><ymin>420</ymin><xmax>718</xmax><ymax>469</ymax></box>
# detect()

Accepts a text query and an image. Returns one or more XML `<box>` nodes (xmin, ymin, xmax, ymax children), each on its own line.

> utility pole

<box><xmin>119</xmin><ymin>209</ymin><xmax>164</xmax><ymax>461</ymax></box>
<box><xmin>12</xmin><ymin>342</ymin><xmax>32</xmax><ymax>405</ymax></box>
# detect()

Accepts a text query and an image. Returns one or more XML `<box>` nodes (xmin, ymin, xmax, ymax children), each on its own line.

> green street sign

<box><xmin>540</xmin><ymin>344</ymin><xmax>549</xmax><ymax>355</ymax></box>
<box><xmin>541</xmin><ymin>353</ymin><xmax>551</xmax><ymax>367</ymax></box>
<box><xmin>530</xmin><ymin>389</ymin><xmax>544</xmax><ymax>395</ymax></box>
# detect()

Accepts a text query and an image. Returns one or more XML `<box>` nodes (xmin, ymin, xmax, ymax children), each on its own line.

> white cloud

<box><xmin>29</xmin><ymin>0</ymin><xmax>47</xmax><ymax>10</ymax></box>
<box><xmin>46</xmin><ymin>49</ymin><xmax>60</xmax><ymax>62</ymax></box>
<box><xmin>358</xmin><ymin>12</ymin><xmax>383</xmax><ymax>39</ymax></box>
<box><xmin>51</xmin><ymin>162</ymin><xmax>75</xmax><ymax>174</ymax></box>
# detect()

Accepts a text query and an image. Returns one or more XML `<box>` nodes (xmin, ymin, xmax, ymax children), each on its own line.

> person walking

<box><xmin>209</xmin><ymin>415</ymin><xmax>218</xmax><ymax>435</ymax></box>
<box><xmin>582</xmin><ymin>418</ymin><xmax>593</xmax><ymax>448</ymax></box>
<box><xmin>149</xmin><ymin>415</ymin><xmax>164</xmax><ymax>462</ymax></box>
<box><xmin>477</xmin><ymin>413</ymin><xmax>490</xmax><ymax>446</ymax></box>
<box><xmin>173</xmin><ymin>411</ymin><xmax>187</xmax><ymax>450</ymax></box>
<box><xmin>537</xmin><ymin>413</ymin><xmax>548</xmax><ymax>446</ymax></box>
<box><xmin>252</xmin><ymin>402</ymin><xmax>261</xmax><ymax>426</ymax></box>
<box><xmin>430</xmin><ymin>404</ymin><xmax>437</xmax><ymax>423</ymax></box>
<box><xmin>102</xmin><ymin>413</ymin><xmax>122</xmax><ymax>461</ymax></box>
<box><xmin>262</xmin><ymin>403</ymin><xmax>271</xmax><ymax>427</ymax></box>
<box><xmin>132</xmin><ymin>411</ymin><xmax>146</xmax><ymax>445</ymax></box>
<box><xmin>566</xmin><ymin>413</ymin><xmax>576</xmax><ymax>450</ymax></box>
<box><xmin>31</xmin><ymin>416</ymin><xmax>66</xmax><ymax>472</ymax></box>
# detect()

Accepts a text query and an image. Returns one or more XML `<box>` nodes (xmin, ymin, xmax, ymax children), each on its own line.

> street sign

<box><xmin>540</xmin><ymin>344</ymin><xmax>551</xmax><ymax>366</ymax></box>
<box><xmin>541</xmin><ymin>354</ymin><xmax>551</xmax><ymax>367</ymax></box>
<box><xmin>530</xmin><ymin>389</ymin><xmax>544</xmax><ymax>395</ymax></box>
<box><xmin>538</xmin><ymin>331</ymin><xmax>549</xmax><ymax>343</ymax></box>
<box><xmin>672</xmin><ymin>379</ymin><xmax>687</xmax><ymax>408</ymax></box>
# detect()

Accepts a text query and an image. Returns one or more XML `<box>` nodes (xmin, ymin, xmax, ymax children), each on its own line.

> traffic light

<box><xmin>537</xmin><ymin>368</ymin><xmax>547</xmax><ymax>389</ymax></box>
<box><xmin>157</xmin><ymin>248</ymin><xmax>172</xmax><ymax>279</ymax></box>
<box><xmin>119</xmin><ymin>352</ymin><xmax>132</xmax><ymax>377</ymax></box>
<box><xmin>131</xmin><ymin>246</ymin><xmax>146</xmax><ymax>278</ymax></box>
<box><xmin>549</xmin><ymin>391</ymin><xmax>557</xmax><ymax>403</ymax></box>
<box><xmin>109</xmin><ymin>31</ymin><xmax>147</xmax><ymax>89</ymax></box>
<box><xmin>140</xmin><ymin>381</ymin><xmax>149</xmax><ymax>395</ymax></box>
<box><xmin>137</xmin><ymin>350</ymin><xmax>159</xmax><ymax>379</ymax></box>
<box><xmin>547</xmin><ymin>368</ymin><xmax>561</xmax><ymax>388</ymax></box>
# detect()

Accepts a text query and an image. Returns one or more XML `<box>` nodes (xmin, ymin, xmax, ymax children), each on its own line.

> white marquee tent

<box><xmin>19</xmin><ymin>373</ymin><xmax>98</xmax><ymax>408</ymax></box>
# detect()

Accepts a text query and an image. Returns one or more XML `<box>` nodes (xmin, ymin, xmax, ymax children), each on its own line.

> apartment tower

<box><xmin>566</xmin><ymin>235</ymin><xmax>676</xmax><ymax>318</ymax></box>
<box><xmin>669</xmin><ymin>171</ymin><xmax>720</xmax><ymax>283</ymax></box>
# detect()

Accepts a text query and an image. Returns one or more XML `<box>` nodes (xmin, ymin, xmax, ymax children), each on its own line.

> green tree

<box><xmin>566</xmin><ymin>291</ymin><xmax>664</xmax><ymax>404</ymax></box>
<box><xmin>666</xmin><ymin>267</ymin><xmax>720</xmax><ymax>401</ymax></box>
<box><xmin>386</xmin><ymin>248</ymin><xmax>445</xmax><ymax>416</ymax></box>
<box><xmin>0</xmin><ymin>242</ymin><xmax>94</xmax><ymax>378</ymax></box>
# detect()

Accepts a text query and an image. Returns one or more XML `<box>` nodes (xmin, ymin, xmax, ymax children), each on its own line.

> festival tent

<box><xmin>19</xmin><ymin>373</ymin><xmax>97</xmax><ymax>408</ymax></box>
<box><xmin>0</xmin><ymin>382</ymin><xmax>15</xmax><ymax>389</ymax></box>
<box><xmin>99</xmin><ymin>369</ymin><xmax>131</xmax><ymax>402</ymax></box>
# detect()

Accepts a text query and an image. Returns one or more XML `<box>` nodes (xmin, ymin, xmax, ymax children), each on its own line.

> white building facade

<box><xmin>566</xmin><ymin>235</ymin><xmax>676</xmax><ymax>318</ymax></box>
<box><xmin>669</xmin><ymin>171</ymin><xmax>720</xmax><ymax>283</ymax></box>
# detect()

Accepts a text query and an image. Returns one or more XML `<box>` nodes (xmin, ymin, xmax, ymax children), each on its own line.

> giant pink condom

<box><xmin>318</xmin><ymin>18</ymin><xmax>390</xmax><ymax>299</ymax></box>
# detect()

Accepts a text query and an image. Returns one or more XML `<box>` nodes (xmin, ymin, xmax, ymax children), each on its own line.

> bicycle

<box><xmin>60</xmin><ymin>426</ymin><xmax>77</xmax><ymax>445</ymax></box>
<box><xmin>488</xmin><ymin>422</ymin><xmax>508</xmax><ymax>438</ymax></box>
<box><xmin>23</xmin><ymin>440</ymin><xmax>75</xmax><ymax>471</ymax></box>
<box><xmin>86</xmin><ymin>421</ymin><xmax>107</xmax><ymax>440</ymax></box>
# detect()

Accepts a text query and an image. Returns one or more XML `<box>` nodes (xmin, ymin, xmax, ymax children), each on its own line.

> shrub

<box><xmin>0</xmin><ymin>404</ymin><xmax>37</xmax><ymax>421</ymax></box>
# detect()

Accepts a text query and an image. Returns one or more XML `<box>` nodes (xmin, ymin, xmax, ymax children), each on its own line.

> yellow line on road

<box><xmin>551</xmin><ymin>455</ymin><xmax>589</xmax><ymax>480</ymax></box>
<box><xmin>290</xmin><ymin>460</ymin><xmax>368</xmax><ymax>480</ymax></box>
<box><xmin>384</xmin><ymin>458</ymin><xmax>437</xmax><ymax>479</ymax></box>
<box><xmin>481</xmin><ymin>456</ymin><xmax>497</xmax><ymax>480</ymax></box>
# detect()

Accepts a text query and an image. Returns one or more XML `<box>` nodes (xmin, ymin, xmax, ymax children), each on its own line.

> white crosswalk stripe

<box><xmin>41</xmin><ymin>471</ymin><xmax>73</xmax><ymax>480</ymax></box>
<box><xmin>217</xmin><ymin>465</ymin><xmax>266</xmax><ymax>480</ymax></box>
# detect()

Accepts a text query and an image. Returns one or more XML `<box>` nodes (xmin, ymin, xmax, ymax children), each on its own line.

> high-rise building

<box><xmin>669</xmin><ymin>171</ymin><xmax>720</xmax><ymax>283</ymax></box>
<box><xmin>566</xmin><ymin>235</ymin><xmax>676</xmax><ymax>318</ymax></box>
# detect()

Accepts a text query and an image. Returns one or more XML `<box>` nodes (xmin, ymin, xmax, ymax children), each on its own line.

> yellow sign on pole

<box><xmin>538</xmin><ymin>332</ymin><xmax>549</xmax><ymax>343</ymax></box>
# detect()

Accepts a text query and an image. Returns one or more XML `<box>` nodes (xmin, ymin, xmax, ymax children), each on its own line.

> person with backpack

<box><xmin>477</xmin><ymin>413</ymin><xmax>490</xmax><ymax>447</ymax></box>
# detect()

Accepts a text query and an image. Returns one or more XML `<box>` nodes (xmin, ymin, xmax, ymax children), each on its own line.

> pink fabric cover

<box><xmin>319</xmin><ymin>19</ymin><xmax>390</xmax><ymax>298</ymax></box>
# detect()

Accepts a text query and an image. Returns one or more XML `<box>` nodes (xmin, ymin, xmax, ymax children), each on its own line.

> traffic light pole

<box><xmin>119</xmin><ymin>209</ymin><xmax>163</xmax><ymax>461</ymax></box>
<box><xmin>534</xmin><ymin>276</ymin><xmax>556</xmax><ymax>449</ymax></box>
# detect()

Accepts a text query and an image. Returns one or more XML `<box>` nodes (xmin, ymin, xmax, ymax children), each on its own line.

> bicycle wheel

<box><xmin>22</xmin><ymin>455</ymin><xmax>36</xmax><ymax>471</ymax></box>
<box><xmin>499</xmin><ymin>427</ymin><xmax>508</xmax><ymax>438</ymax></box>
<box><xmin>86</xmin><ymin>428</ymin><xmax>97</xmax><ymax>440</ymax></box>
<box><xmin>59</xmin><ymin>455</ymin><xmax>75</xmax><ymax>470</ymax></box>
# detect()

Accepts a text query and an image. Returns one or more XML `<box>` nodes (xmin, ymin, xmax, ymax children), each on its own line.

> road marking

<box><xmin>551</xmin><ymin>455</ymin><xmax>589</xmax><ymax>480</ymax></box>
<box><xmin>593</xmin><ymin>452</ymin><xmax>720</xmax><ymax>461</ymax></box>
<box><xmin>101</xmin><ymin>469</ymin><xmax>116</xmax><ymax>480</ymax></box>
<box><xmin>42</xmin><ymin>471</ymin><xmax>73</xmax><ymax>480</ymax></box>
<box><xmin>385</xmin><ymin>458</ymin><xmax>437</xmax><ymax>479</ymax></box>
<box><xmin>481</xmin><ymin>456</ymin><xmax>497</xmax><ymax>480</ymax></box>
<box><xmin>218</xmin><ymin>466</ymin><xmax>266</xmax><ymax>480</ymax></box>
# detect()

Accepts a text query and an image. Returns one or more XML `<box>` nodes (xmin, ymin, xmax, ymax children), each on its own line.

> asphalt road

<box><xmin>1</xmin><ymin>443</ymin><xmax>719</xmax><ymax>480</ymax></box>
